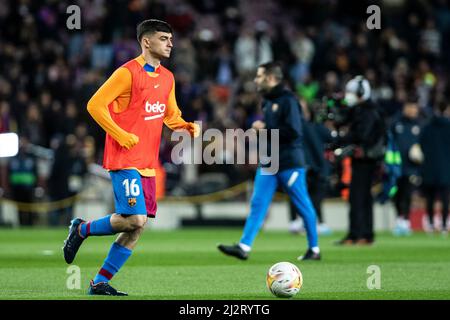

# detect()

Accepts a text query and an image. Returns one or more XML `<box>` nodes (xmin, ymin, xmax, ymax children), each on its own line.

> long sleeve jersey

<box><xmin>87</xmin><ymin>55</ymin><xmax>192</xmax><ymax>176</ymax></box>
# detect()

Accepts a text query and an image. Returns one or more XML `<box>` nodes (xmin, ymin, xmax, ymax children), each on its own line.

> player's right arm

<box><xmin>87</xmin><ymin>67</ymin><xmax>139</xmax><ymax>150</ymax></box>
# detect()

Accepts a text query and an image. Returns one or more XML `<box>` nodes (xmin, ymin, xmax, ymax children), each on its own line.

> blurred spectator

<box><xmin>219</xmin><ymin>6</ymin><xmax>243</xmax><ymax>47</ymax></box>
<box><xmin>0</xmin><ymin>101</ymin><xmax>17</xmax><ymax>133</ymax></box>
<box><xmin>419</xmin><ymin>19</ymin><xmax>442</xmax><ymax>65</ymax></box>
<box><xmin>253</xmin><ymin>21</ymin><xmax>273</xmax><ymax>67</ymax></box>
<box><xmin>271</xmin><ymin>23</ymin><xmax>294</xmax><ymax>66</ymax></box>
<box><xmin>166</xmin><ymin>3</ymin><xmax>195</xmax><ymax>35</ymax></box>
<box><xmin>213</xmin><ymin>43</ymin><xmax>236</xmax><ymax>86</ymax></box>
<box><xmin>66</xmin><ymin>135</ymin><xmax>88</xmax><ymax>215</ymax></box>
<box><xmin>319</xmin><ymin>71</ymin><xmax>340</xmax><ymax>97</ymax></box>
<box><xmin>7</xmin><ymin>136</ymin><xmax>38</xmax><ymax>226</ymax></box>
<box><xmin>173</xmin><ymin>37</ymin><xmax>197</xmax><ymax>78</ymax></box>
<box><xmin>47</xmin><ymin>134</ymin><xmax>72</xmax><ymax>226</ymax></box>
<box><xmin>194</xmin><ymin>28</ymin><xmax>218</xmax><ymax>81</ymax></box>
<box><xmin>390</xmin><ymin>96</ymin><xmax>423</xmax><ymax>236</ymax></box>
<box><xmin>296</xmin><ymin>74</ymin><xmax>320</xmax><ymax>104</ymax></box>
<box><xmin>23</xmin><ymin>103</ymin><xmax>45</xmax><ymax>146</ymax></box>
<box><xmin>48</xmin><ymin>134</ymin><xmax>88</xmax><ymax>226</ymax></box>
<box><xmin>64</xmin><ymin>100</ymin><xmax>79</xmax><ymax>136</ymax></box>
<box><xmin>419</xmin><ymin>102</ymin><xmax>450</xmax><ymax>234</ymax></box>
<box><xmin>290</xmin><ymin>29</ymin><xmax>315</xmax><ymax>84</ymax></box>
<box><xmin>234</xmin><ymin>23</ymin><xmax>273</xmax><ymax>77</ymax></box>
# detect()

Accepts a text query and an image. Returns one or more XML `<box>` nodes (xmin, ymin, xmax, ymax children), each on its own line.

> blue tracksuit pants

<box><xmin>240</xmin><ymin>167</ymin><xmax>318</xmax><ymax>248</ymax></box>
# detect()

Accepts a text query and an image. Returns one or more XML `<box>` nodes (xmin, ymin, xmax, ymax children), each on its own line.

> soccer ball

<box><xmin>266</xmin><ymin>262</ymin><xmax>303</xmax><ymax>298</ymax></box>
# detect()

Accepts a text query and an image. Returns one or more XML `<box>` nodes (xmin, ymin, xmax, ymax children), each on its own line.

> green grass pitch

<box><xmin>0</xmin><ymin>227</ymin><xmax>449</xmax><ymax>300</ymax></box>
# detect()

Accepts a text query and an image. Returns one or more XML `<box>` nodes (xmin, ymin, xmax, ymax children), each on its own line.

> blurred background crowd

<box><xmin>0</xmin><ymin>0</ymin><xmax>450</xmax><ymax>228</ymax></box>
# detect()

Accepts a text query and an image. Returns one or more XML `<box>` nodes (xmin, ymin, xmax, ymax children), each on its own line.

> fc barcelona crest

<box><xmin>128</xmin><ymin>198</ymin><xmax>137</xmax><ymax>207</ymax></box>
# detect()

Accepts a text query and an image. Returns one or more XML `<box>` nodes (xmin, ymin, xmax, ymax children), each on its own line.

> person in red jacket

<box><xmin>63</xmin><ymin>19</ymin><xmax>199</xmax><ymax>296</ymax></box>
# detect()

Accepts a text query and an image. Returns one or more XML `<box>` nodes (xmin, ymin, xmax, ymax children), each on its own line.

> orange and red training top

<box><xmin>87</xmin><ymin>55</ymin><xmax>193</xmax><ymax>177</ymax></box>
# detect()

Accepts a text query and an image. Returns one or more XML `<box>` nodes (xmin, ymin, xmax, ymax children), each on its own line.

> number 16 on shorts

<box><xmin>123</xmin><ymin>178</ymin><xmax>140</xmax><ymax>197</ymax></box>
<box><xmin>110</xmin><ymin>170</ymin><xmax>146</xmax><ymax>215</ymax></box>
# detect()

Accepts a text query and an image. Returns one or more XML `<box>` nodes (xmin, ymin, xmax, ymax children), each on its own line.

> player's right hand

<box><xmin>186</xmin><ymin>122</ymin><xmax>201</xmax><ymax>138</ymax></box>
<box><xmin>119</xmin><ymin>133</ymin><xmax>139</xmax><ymax>150</ymax></box>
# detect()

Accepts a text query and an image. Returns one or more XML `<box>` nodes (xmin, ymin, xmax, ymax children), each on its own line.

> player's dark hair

<box><xmin>137</xmin><ymin>19</ymin><xmax>173</xmax><ymax>42</ymax></box>
<box><xmin>259</xmin><ymin>62</ymin><xmax>284</xmax><ymax>82</ymax></box>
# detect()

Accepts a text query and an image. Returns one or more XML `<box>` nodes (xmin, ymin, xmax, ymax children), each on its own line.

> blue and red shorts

<box><xmin>109</xmin><ymin>169</ymin><xmax>157</xmax><ymax>217</ymax></box>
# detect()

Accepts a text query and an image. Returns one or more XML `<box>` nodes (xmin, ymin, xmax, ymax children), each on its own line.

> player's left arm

<box><xmin>164</xmin><ymin>80</ymin><xmax>200</xmax><ymax>137</ymax></box>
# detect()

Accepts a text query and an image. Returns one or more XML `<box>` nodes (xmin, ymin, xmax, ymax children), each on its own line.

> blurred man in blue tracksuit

<box><xmin>218</xmin><ymin>62</ymin><xmax>320</xmax><ymax>261</ymax></box>
<box><xmin>419</xmin><ymin>102</ymin><xmax>450</xmax><ymax>234</ymax></box>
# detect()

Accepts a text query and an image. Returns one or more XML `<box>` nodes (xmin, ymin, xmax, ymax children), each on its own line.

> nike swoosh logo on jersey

<box><xmin>154</xmin><ymin>84</ymin><xmax>160</xmax><ymax>88</ymax></box>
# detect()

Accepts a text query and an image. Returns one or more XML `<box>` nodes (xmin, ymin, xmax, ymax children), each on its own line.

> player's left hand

<box><xmin>186</xmin><ymin>122</ymin><xmax>201</xmax><ymax>138</ymax></box>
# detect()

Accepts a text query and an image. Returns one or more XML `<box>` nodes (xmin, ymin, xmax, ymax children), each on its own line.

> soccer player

<box><xmin>63</xmin><ymin>19</ymin><xmax>199</xmax><ymax>296</ymax></box>
<box><xmin>217</xmin><ymin>62</ymin><xmax>321</xmax><ymax>261</ymax></box>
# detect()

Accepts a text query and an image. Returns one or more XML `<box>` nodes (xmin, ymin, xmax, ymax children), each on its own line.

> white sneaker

<box><xmin>402</xmin><ymin>219</ymin><xmax>412</xmax><ymax>235</ymax></box>
<box><xmin>393</xmin><ymin>218</ymin><xmax>404</xmax><ymax>236</ymax></box>
<box><xmin>422</xmin><ymin>216</ymin><xmax>435</xmax><ymax>234</ymax></box>
<box><xmin>433</xmin><ymin>215</ymin><xmax>443</xmax><ymax>232</ymax></box>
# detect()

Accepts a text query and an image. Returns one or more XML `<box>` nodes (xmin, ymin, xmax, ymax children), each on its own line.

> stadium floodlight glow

<box><xmin>0</xmin><ymin>133</ymin><xmax>19</xmax><ymax>157</ymax></box>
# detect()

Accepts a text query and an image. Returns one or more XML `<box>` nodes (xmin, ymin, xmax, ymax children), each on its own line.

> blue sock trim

<box><xmin>93</xmin><ymin>273</ymin><xmax>109</xmax><ymax>284</ymax></box>
<box><xmin>89</xmin><ymin>215</ymin><xmax>114</xmax><ymax>236</ymax></box>
<box><xmin>80</xmin><ymin>223</ymin><xmax>87</xmax><ymax>238</ymax></box>
<box><xmin>93</xmin><ymin>242</ymin><xmax>132</xmax><ymax>284</ymax></box>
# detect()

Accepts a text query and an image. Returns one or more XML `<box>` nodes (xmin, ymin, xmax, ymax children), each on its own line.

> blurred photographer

<box><xmin>334</xmin><ymin>76</ymin><xmax>386</xmax><ymax>245</ymax></box>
